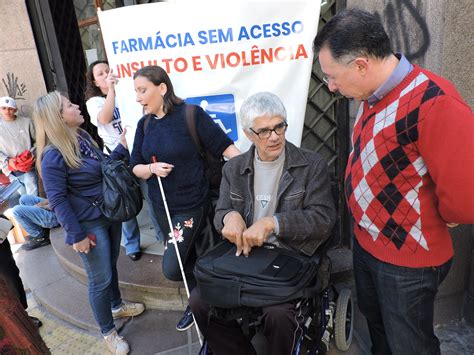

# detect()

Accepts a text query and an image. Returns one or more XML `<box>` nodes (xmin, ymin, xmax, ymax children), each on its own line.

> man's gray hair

<box><xmin>240</xmin><ymin>92</ymin><xmax>287</xmax><ymax>130</ymax></box>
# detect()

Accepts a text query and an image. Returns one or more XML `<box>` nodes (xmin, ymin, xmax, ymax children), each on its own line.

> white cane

<box><xmin>151</xmin><ymin>156</ymin><xmax>203</xmax><ymax>345</ymax></box>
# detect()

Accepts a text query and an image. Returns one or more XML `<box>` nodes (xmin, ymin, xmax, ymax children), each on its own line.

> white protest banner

<box><xmin>98</xmin><ymin>0</ymin><xmax>320</xmax><ymax>151</ymax></box>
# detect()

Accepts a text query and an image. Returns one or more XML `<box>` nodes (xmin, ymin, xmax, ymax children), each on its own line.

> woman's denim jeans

<box><xmin>78</xmin><ymin>216</ymin><xmax>122</xmax><ymax>335</ymax></box>
<box><xmin>353</xmin><ymin>238</ymin><xmax>452</xmax><ymax>355</ymax></box>
<box><xmin>154</xmin><ymin>201</ymin><xmax>209</xmax><ymax>291</ymax></box>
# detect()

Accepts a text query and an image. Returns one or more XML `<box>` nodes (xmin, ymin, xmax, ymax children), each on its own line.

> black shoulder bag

<box><xmin>68</xmin><ymin>147</ymin><xmax>143</xmax><ymax>223</ymax></box>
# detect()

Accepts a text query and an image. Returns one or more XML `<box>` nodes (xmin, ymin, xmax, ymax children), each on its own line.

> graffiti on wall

<box><xmin>2</xmin><ymin>72</ymin><xmax>27</xmax><ymax>100</ymax></box>
<box><xmin>375</xmin><ymin>0</ymin><xmax>430</xmax><ymax>61</ymax></box>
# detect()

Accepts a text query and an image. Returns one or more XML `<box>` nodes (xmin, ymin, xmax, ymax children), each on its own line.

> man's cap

<box><xmin>0</xmin><ymin>96</ymin><xmax>17</xmax><ymax>109</ymax></box>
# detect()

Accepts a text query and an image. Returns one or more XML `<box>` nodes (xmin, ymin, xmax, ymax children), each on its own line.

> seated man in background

<box><xmin>0</xmin><ymin>96</ymin><xmax>38</xmax><ymax>201</ymax></box>
<box><xmin>12</xmin><ymin>195</ymin><xmax>59</xmax><ymax>251</ymax></box>
<box><xmin>189</xmin><ymin>92</ymin><xmax>336</xmax><ymax>355</ymax></box>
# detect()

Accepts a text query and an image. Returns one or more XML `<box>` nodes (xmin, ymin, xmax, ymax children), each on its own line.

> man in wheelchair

<box><xmin>189</xmin><ymin>92</ymin><xmax>336</xmax><ymax>355</ymax></box>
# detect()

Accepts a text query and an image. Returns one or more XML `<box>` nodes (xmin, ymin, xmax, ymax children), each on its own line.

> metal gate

<box><xmin>302</xmin><ymin>0</ymin><xmax>351</xmax><ymax>247</ymax></box>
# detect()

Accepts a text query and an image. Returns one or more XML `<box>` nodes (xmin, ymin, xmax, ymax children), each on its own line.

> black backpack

<box><xmin>194</xmin><ymin>241</ymin><xmax>323</xmax><ymax>308</ymax></box>
<box><xmin>98</xmin><ymin>157</ymin><xmax>143</xmax><ymax>222</ymax></box>
<box><xmin>68</xmin><ymin>153</ymin><xmax>143</xmax><ymax>223</ymax></box>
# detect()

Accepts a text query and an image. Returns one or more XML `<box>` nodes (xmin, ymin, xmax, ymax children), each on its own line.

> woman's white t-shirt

<box><xmin>86</xmin><ymin>96</ymin><xmax>123</xmax><ymax>151</ymax></box>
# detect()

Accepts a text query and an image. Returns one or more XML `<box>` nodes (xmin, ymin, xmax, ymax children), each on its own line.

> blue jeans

<box><xmin>154</xmin><ymin>201</ymin><xmax>209</xmax><ymax>291</ymax></box>
<box><xmin>353</xmin><ymin>239</ymin><xmax>452</xmax><ymax>355</ymax></box>
<box><xmin>122</xmin><ymin>217</ymin><xmax>140</xmax><ymax>255</ymax></box>
<box><xmin>10</xmin><ymin>170</ymin><xmax>38</xmax><ymax>197</ymax></box>
<box><xmin>11</xmin><ymin>195</ymin><xmax>58</xmax><ymax>238</ymax></box>
<box><xmin>78</xmin><ymin>216</ymin><xmax>122</xmax><ymax>335</ymax></box>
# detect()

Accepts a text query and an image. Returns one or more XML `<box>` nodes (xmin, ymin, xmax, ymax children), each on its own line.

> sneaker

<box><xmin>21</xmin><ymin>236</ymin><xmax>51</xmax><ymax>251</ymax></box>
<box><xmin>176</xmin><ymin>305</ymin><xmax>194</xmax><ymax>331</ymax></box>
<box><xmin>112</xmin><ymin>300</ymin><xmax>145</xmax><ymax>319</ymax></box>
<box><xmin>103</xmin><ymin>330</ymin><xmax>129</xmax><ymax>355</ymax></box>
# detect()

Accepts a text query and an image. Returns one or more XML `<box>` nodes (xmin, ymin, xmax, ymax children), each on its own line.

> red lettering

<box><xmin>205</xmin><ymin>54</ymin><xmax>219</xmax><ymax>69</ymax></box>
<box><xmin>192</xmin><ymin>56</ymin><xmax>202</xmax><ymax>71</ymax></box>
<box><xmin>174</xmin><ymin>57</ymin><xmax>188</xmax><ymax>72</ymax></box>
<box><xmin>226</xmin><ymin>52</ymin><xmax>240</xmax><ymax>67</ymax></box>
<box><xmin>161</xmin><ymin>58</ymin><xmax>173</xmax><ymax>73</ymax></box>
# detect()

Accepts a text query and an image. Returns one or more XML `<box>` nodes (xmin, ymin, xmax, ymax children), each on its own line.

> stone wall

<box><xmin>348</xmin><ymin>0</ymin><xmax>473</xmax><ymax>106</ymax></box>
<box><xmin>0</xmin><ymin>0</ymin><xmax>46</xmax><ymax>117</ymax></box>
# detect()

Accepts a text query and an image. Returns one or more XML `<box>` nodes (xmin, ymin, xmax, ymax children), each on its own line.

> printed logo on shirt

<box><xmin>113</xmin><ymin>107</ymin><xmax>121</xmax><ymax>121</ymax></box>
<box><xmin>112</xmin><ymin>107</ymin><xmax>123</xmax><ymax>134</ymax></box>
<box><xmin>185</xmin><ymin>94</ymin><xmax>238</xmax><ymax>141</ymax></box>
<box><xmin>256</xmin><ymin>194</ymin><xmax>271</xmax><ymax>208</ymax></box>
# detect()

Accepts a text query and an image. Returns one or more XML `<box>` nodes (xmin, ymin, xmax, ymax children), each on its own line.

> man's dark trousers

<box><xmin>189</xmin><ymin>288</ymin><xmax>299</xmax><ymax>355</ymax></box>
<box><xmin>353</xmin><ymin>238</ymin><xmax>451</xmax><ymax>355</ymax></box>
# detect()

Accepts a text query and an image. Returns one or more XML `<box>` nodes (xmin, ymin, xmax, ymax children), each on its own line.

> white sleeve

<box><xmin>86</xmin><ymin>96</ymin><xmax>105</xmax><ymax>127</ymax></box>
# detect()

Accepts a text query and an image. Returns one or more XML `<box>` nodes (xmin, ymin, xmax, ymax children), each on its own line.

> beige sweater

<box><xmin>0</xmin><ymin>115</ymin><xmax>35</xmax><ymax>175</ymax></box>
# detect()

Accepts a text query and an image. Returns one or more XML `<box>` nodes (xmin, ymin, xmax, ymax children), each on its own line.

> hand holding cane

<box><xmin>151</xmin><ymin>156</ymin><xmax>203</xmax><ymax>344</ymax></box>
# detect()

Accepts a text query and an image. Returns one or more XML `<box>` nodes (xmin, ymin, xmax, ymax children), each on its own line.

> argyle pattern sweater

<box><xmin>345</xmin><ymin>65</ymin><xmax>474</xmax><ymax>267</ymax></box>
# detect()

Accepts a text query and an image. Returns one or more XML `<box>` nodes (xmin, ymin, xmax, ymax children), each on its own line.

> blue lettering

<box><xmin>121</xmin><ymin>41</ymin><xmax>129</xmax><ymax>53</ymax></box>
<box><xmin>220</xmin><ymin>28</ymin><xmax>233</xmax><ymax>42</ymax></box>
<box><xmin>262</xmin><ymin>23</ymin><xmax>271</xmax><ymax>38</ymax></box>
<box><xmin>198</xmin><ymin>30</ymin><xmax>208</xmax><ymax>44</ymax></box>
<box><xmin>138</xmin><ymin>37</ymin><xmax>153</xmax><ymax>51</ymax></box>
<box><xmin>281</xmin><ymin>22</ymin><xmax>291</xmax><ymax>36</ymax></box>
<box><xmin>154</xmin><ymin>32</ymin><xmax>165</xmax><ymax>49</ymax></box>
<box><xmin>166</xmin><ymin>34</ymin><xmax>177</xmax><ymax>48</ymax></box>
<box><xmin>208</xmin><ymin>29</ymin><xmax>218</xmax><ymax>43</ymax></box>
<box><xmin>250</xmin><ymin>25</ymin><xmax>261</xmax><ymax>39</ymax></box>
<box><xmin>112</xmin><ymin>41</ymin><xmax>119</xmax><ymax>54</ymax></box>
<box><xmin>128</xmin><ymin>38</ymin><xmax>138</xmax><ymax>52</ymax></box>
<box><xmin>183</xmin><ymin>32</ymin><xmax>195</xmax><ymax>46</ymax></box>
<box><xmin>292</xmin><ymin>21</ymin><xmax>304</xmax><ymax>34</ymax></box>
<box><xmin>271</xmin><ymin>23</ymin><xmax>281</xmax><ymax>37</ymax></box>
<box><xmin>238</xmin><ymin>26</ymin><xmax>250</xmax><ymax>41</ymax></box>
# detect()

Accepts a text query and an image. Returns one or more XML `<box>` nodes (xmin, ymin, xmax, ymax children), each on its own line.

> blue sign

<box><xmin>185</xmin><ymin>94</ymin><xmax>238</xmax><ymax>142</ymax></box>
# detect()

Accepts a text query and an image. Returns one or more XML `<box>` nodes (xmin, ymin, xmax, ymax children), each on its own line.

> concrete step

<box><xmin>17</xmin><ymin>234</ymin><xmax>186</xmax><ymax>333</ymax></box>
<box><xmin>49</xmin><ymin>227</ymin><xmax>187</xmax><ymax>311</ymax></box>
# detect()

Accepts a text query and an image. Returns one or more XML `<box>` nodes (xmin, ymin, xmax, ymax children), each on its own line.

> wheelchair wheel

<box><xmin>334</xmin><ymin>288</ymin><xmax>353</xmax><ymax>351</ymax></box>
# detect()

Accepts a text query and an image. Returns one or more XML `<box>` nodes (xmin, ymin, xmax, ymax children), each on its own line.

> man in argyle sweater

<box><xmin>314</xmin><ymin>8</ymin><xmax>474</xmax><ymax>355</ymax></box>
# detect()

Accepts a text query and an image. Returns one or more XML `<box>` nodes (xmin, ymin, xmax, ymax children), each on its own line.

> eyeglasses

<box><xmin>322</xmin><ymin>58</ymin><xmax>357</xmax><ymax>85</ymax></box>
<box><xmin>249</xmin><ymin>121</ymin><xmax>288</xmax><ymax>139</ymax></box>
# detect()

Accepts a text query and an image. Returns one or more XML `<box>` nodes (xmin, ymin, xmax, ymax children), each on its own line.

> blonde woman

<box><xmin>33</xmin><ymin>91</ymin><xmax>144</xmax><ymax>355</ymax></box>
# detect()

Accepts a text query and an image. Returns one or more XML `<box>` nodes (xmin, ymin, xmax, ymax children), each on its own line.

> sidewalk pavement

<box><xmin>25</xmin><ymin>281</ymin><xmax>474</xmax><ymax>355</ymax></box>
<box><xmin>13</xmin><ymin>237</ymin><xmax>474</xmax><ymax>354</ymax></box>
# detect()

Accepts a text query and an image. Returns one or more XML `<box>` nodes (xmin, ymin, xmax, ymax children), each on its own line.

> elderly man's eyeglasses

<box><xmin>249</xmin><ymin>121</ymin><xmax>288</xmax><ymax>139</ymax></box>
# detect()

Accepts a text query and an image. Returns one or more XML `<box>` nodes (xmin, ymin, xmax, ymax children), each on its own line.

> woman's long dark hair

<box><xmin>133</xmin><ymin>66</ymin><xmax>183</xmax><ymax>114</ymax></box>
<box><xmin>84</xmin><ymin>60</ymin><xmax>109</xmax><ymax>101</ymax></box>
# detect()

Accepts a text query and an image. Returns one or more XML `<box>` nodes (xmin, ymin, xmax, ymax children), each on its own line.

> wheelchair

<box><xmin>200</xmin><ymin>250</ymin><xmax>354</xmax><ymax>355</ymax></box>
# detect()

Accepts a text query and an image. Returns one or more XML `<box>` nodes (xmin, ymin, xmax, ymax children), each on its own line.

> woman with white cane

<box><xmin>130</xmin><ymin>66</ymin><xmax>240</xmax><ymax>333</ymax></box>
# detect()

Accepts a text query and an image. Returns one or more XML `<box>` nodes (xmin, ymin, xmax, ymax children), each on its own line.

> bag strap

<box><xmin>68</xmin><ymin>140</ymin><xmax>103</xmax><ymax>207</ymax></box>
<box><xmin>67</xmin><ymin>184</ymin><xmax>100</xmax><ymax>207</ymax></box>
<box><xmin>184</xmin><ymin>105</ymin><xmax>207</xmax><ymax>162</ymax></box>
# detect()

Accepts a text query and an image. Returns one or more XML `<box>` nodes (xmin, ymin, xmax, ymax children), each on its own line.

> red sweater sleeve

<box><xmin>418</xmin><ymin>94</ymin><xmax>474</xmax><ymax>223</ymax></box>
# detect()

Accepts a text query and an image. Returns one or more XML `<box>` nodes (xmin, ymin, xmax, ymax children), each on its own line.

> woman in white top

<box><xmin>84</xmin><ymin>60</ymin><xmax>144</xmax><ymax>260</ymax></box>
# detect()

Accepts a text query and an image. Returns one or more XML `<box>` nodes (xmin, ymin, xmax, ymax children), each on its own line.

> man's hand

<box><xmin>221</xmin><ymin>211</ymin><xmax>246</xmax><ymax>256</ymax></box>
<box><xmin>241</xmin><ymin>217</ymin><xmax>275</xmax><ymax>256</ymax></box>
